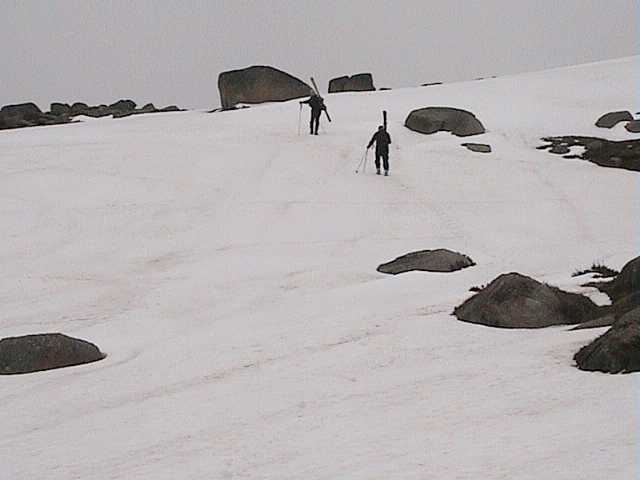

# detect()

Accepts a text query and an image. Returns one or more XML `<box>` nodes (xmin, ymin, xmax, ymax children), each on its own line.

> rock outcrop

<box><xmin>574</xmin><ymin>307</ymin><xmax>640</xmax><ymax>373</ymax></box>
<box><xmin>539</xmin><ymin>136</ymin><xmax>640</xmax><ymax>172</ymax></box>
<box><xmin>328</xmin><ymin>73</ymin><xmax>375</xmax><ymax>93</ymax></box>
<box><xmin>0</xmin><ymin>99</ymin><xmax>184</xmax><ymax>131</ymax></box>
<box><xmin>454</xmin><ymin>273</ymin><xmax>599</xmax><ymax>328</ymax></box>
<box><xmin>218</xmin><ymin>66</ymin><xmax>314</xmax><ymax>110</ymax></box>
<box><xmin>0</xmin><ymin>333</ymin><xmax>105</xmax><ymax>374</ymax></box>
<box><xmin>595</xmin><ymin>111</ymin><xmax>633</xmax><ymax>128</ymax></box>
<box><xmin>405</xmin><ymin>107</ymin><xmax>485</xmax><ymax>137</ymax></box>
<box><xmin>377</xmin><ymin>249</ymin><xmax>475</xmax><ymax>275</ymax></box>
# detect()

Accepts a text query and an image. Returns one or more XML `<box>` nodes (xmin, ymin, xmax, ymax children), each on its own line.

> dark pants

<box><xmin>310</xmin><ymin>110</ymin><xmax>321</xmax><ymax>134</ymax></box>
<box><xmin>375</xmin><ymin>150</ymin><xmax>389</xmax><ymax>171</ymax></box>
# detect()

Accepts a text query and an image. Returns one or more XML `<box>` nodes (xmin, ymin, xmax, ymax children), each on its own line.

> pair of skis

<box><xmin>310</xmin><ymin>77</ymin><xmax>332</xmax><ymax>122</ymax></box>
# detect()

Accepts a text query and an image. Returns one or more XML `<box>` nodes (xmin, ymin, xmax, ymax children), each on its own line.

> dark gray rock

<box><xmin>1</xmin><ymin>103</ymin><xmax>43</xmax><ymax>122</ymax></box>
<box><xmin>139</xmin><ymin>103</ymin><xmax>157</xmax><ymax>113</ymax></box>
<box><xmin>625</xmin><ymin>120</ymin><xmax>640</xmax><ymax>133</ymax></box>
<box><xmin>405</xmin><ymin>107</ymin><xmax>486</xmax><ymax>137</ymax></box>
<box><xmin>109</xmin><ymin>99</ymin><xmax>136</xmax><ymax>112</ymax></box>
<box><xmin>328</xmin><ymin>73</ymin><xmax>375</xmax><ymax>93</ymax></box>
<box><xmin>454</xmin><ymin>272</ymin><xmax>599</xmax><ymax>328</ymax></box>
<box><xmin>574</xmin><ymin>307</ymin><xmax>640</xmax><ymax>373</ymax></box>
<box><xmin>595</xmin><ymin>111</ymin><xmax>633</xmax><ymax>128</ymax></box>
<box><xmin>549</xmin><ymin>144</ymin><xmax>571</xmax><ymax>154</ymax></box>
<box><xmin>70</xmin><ymin>102</ymin><xmax>90</xmax><ymax>116</ymax></box>
<box><xmin>462</xmin><ymin>143</ymin><xmax>492</xmax><ymax>153</ymax></box>
<box><xmin>218</xmin><ymin>66</ymin><xmax>314</xmax><ymax>110</ymax></box>
<box><xmin>50</xmin><ymin>102</ymin><xmax>71</xmax><ymax>116</ymax></box>
<box><xmin>158</xmin><ymin>105</ymin><xmax>181</xmax><ymax>112</ymax></box>
<box><xmin>0</xmin><ymin>333</ymin><xmax>105</xmax><ymax>375</ymax></box>
<box><xmin>421</xmin><ymin>82</ymin><xmax>443</xmax><ymax>87</ymax></box>
<box><xmin>593</xmin><ymin>256</ymin><xmax>640</xmax><ymax>303</ymax></box>
<box><xmin>377</xmin><ymin>249</ymin><xmax>475</xmax><ymax>275</ymax></box>
<box><xmin>85</xmin><ymin>105</ymin><xmax>112</xmax><ymax>118</ymax></box>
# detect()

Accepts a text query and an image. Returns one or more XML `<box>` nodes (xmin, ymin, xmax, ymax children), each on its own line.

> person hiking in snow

<box><xmin>367</xmin><ymin>125</ymin><xmax>392</xmax><ymax>175</ymax></box>
<box><xmin>300</xmin><ymin>94</ymin><xmax>327</xmax><ymax>135</ymax></box>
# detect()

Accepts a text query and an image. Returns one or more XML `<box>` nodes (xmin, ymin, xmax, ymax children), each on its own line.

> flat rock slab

<box><xmin>574</xmin><ymin>307</ymin><xmax>640</xmax><ymax>373</ymax></box>
<box><xmin>405</xmin><ymin>107</ymin><xmax>485</xmax><ymax>137</ymax></box>
<box><xmin>595</xmin><ymin>110</ymin><xmax>633</xmax><ymax>128</ymax></box>
<box><xmin>462</xmin><ymin>143</ymin><xmax>492</xmax><ymax>153</ymax></box>
<box><xmin>454</xmin><ymin>272</ymin><xmax>599</xmax><ymax>328</ymax></box>
<box><xmin>377</xmin><ymin>249</ymin><xmax>475</xmax><ymax>275</ymax></box>
<box><xmin>0</xmin><ymin>333</ymin><xmax>105</xmax><ymax>374</ymax></box>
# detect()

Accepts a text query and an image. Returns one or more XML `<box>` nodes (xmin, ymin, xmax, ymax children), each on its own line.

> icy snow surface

<box><xmin>1</xmin><ymin>57</ymin><xmax>639</xmax><ymax>479</ymax></box>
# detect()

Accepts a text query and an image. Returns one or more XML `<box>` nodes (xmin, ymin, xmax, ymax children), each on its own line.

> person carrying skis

<box><xmin>367</xmin><ymin>125</ymin><xmax>392</xmax><ymax>175</ymax></box>
<box><xmin>300</xmin><ymin>94</ymin><xmax>327</xmax><ymax>135</ymax></box>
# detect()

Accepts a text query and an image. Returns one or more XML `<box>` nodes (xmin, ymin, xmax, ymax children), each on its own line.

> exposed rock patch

<box><xmin>405</xmin><ymin>107</ymin><xmax>485</xmax><ymax>137</ymax></box>
<box><xmin>574</xmin><ymin>307</ymin><xmax>640</xmax><ymax>373</ymax></box>
<box><xmin>0</xmin><ymin>333</ymin><xmax>105</xmax><ymax>374</ymax></box>
<box><xmin>462</xmin><ymin>143</ymin><xmax>492</xmax><ymax>153</ymax></box>
<box><xmin>454</xmin><ymin>273</ymin><xmax>599</xmax><ymax>328</ymax></box>
<box><xmin>328</xmin><ymin>73</ymin><xmax>375</xmax><ymax>93</ymax></box>
<box><xmin>539</xmin><ymin>136</ymin><xmax>640</xmax><ymax>172</ymax></box>
<box><xmin>377</xmin><ymin>249</ymin><xmax>475</xmax><ymax>275</ymax></box>
<box><xmin>218</xmin><ymin>65</ymin><xmax>313</xmax><ymax>110</ymax></box>
<box><xmin>595</xmin><ymin>110</ymin><xmax>633</xmax><ymax>128</ymax></box>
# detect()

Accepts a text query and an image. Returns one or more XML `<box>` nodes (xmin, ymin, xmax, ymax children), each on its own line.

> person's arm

<box><xmin>367</xmin><ymin>133</ymin><xmax>376</xmax><ymax>149</ymax></box>
<box><xmin>300</xmin><ymin>98</ymin><xmax>310</xmax><ymax>105</ymax></box>
<box><xmin>387</xmin><ymin>133</ymin><xmax>392</xmax><ymax>144</ymax></box>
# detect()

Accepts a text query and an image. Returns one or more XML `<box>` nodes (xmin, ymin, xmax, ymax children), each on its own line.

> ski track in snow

<box><xmin>1</xmin><ymin>57</ymin><xmax>639</xmax><ymax>479</ymax></box>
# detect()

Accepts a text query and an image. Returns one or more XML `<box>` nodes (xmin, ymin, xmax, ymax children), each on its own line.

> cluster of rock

<box><xmin>0</xmin><ymin>100</ymin><xmax>182</xmax><ymax>131</ymax></box>
<box><xmin>218</xmin><ymin>66</ymin><xmax>314</xmax><ymax>110</ymax></box>
<box><xmin>453</xmin><ymin>255</ymin><xmax>640</xmax><ymax>374</ymax></box>
<box><xmin>539</xmin><ymin>136</ymin><xmax>640</xmax><ymax>172</ymax></box>
<box><xmin>405</xmin><ymin>107</ymin><xmax>486</xmax><ymax>137</ymax></box>
<box><xmin>377</xmin><ymin>249</ymin><xmax>475</xmax><ymax>275</ymax></box>
<box><xmin>595</xmin><ymin>110</ymin><xmax>640</xmax><ymax>133</ymax></box>
<box><xmin>328</xmin><ymin>73</ymin><xmax>375</xmax><ymax>93</ymax></box>
<box><xmin>0</xmin><ymin>333</ymin><xmax>105</xmax><ymax>375</ymax></box>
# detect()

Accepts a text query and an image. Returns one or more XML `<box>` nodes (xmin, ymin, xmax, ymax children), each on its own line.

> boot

<box><xmin>384</xmin><ymin>170</ymin><xmax>389</xmax><ymax>176</ymax></box>
<box><xmin>376</xmin><ymin>168</ymin><xmax>381</xmax><ymax>175</ymax></box>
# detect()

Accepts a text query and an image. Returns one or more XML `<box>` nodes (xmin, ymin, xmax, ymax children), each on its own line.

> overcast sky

<box><xmin>1</xmin><ymin>0</ymin><xmax>638</xmax><ymax>109</ymax></box>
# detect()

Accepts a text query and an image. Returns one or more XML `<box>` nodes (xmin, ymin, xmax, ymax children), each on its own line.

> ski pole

<box><xmin>355</xmin><ymin>149</ymin><xmax>367</xmax><ymax>173</ymax></box>
<box><xmin>297</xmin><ymin>104</ymin><xmax>302</xmax><ymax>136</ymax></box>
<box><xmin>363</xmin><ymin>149</ymin><xmax>368</xmax><ymax>173</ymax></box>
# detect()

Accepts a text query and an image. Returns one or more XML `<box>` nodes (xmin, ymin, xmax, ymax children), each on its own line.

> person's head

<box><xmin>378</xmin><ymin>125</ymin><xmax>384</xmax><ymax>131</ymax></box>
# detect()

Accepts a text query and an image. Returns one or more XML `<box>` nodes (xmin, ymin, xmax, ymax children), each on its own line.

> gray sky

<box><xmin>1</xmin><ymin>0</ymin><xmax>638</xmax><ymax>109</ymax></box>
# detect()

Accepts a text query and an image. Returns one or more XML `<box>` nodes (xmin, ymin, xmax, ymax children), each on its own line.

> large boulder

<box><xmin>0</xmin><ymin>102</ymin><xmax>43</xmax><ymax>122</ymax></box>
<box><xmin>0</xmin><ymin>333</ymin><xmax>105</xmax><ymax>374</ymax></box>
<box><xmin>218</xmin><ymin>66</ymin><xmax>314</xmax><ymax>110</ymax></box>
<box><xmin>454</xmin><ymin>272</ymin><xmax>599</xmax><ymax>328</ymax></box>
<box><xmin>328</xmin><ymin>73</ymin><xmax>375</xmax><ymax>93</ymax></box>
<box><xmin>377</xmin><ymin>249</ymin><xmax>475</xmax><ymax>275</ymax></box>
<box><xmin>595</xmin><ymin>111</ymin><xmax>633</xmax><ymax>128</ymax></box>
<box><xmin>405</xmin><ymin>107</ymin><xmax>485</xmax><ymax>137</ymax></box>
<box><xmin>574</xmin><ymin>307</ymin><xmax>640</xmax><ymax>373</ymax></box>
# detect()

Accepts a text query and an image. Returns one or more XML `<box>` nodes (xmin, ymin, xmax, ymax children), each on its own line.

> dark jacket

<box><xmin>368</xmin><ymin>130</ymin><xmax>392</xmax><ymax>153</ymax></box>
<box><xmin>301</xmin><ymin>95</ymin><xmax>326</xmax><ymax>112</ymax></box>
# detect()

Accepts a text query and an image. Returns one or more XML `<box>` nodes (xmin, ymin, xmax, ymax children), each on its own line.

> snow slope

<box><xmin>1</xmin><ymin>57</ymin><xmax>639</xmax><ymax>479</ymax></box>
